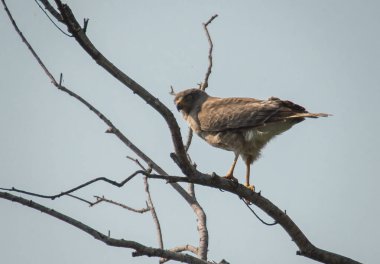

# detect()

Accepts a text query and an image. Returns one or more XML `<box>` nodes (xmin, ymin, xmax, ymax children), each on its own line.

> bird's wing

<box><xmin>198</xmin><ymin>96</ymin><xmax>307</xmax><ymax>132</ymax></box>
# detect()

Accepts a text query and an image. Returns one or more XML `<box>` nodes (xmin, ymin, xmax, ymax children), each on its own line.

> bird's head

<box><xmin>174</xmin><ymin>88</ymin><xmax>208</xmax><ymax>114</ymax></box>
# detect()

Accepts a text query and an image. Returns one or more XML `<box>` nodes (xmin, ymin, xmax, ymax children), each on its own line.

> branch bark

<box><xmin>1</xmin><ymin>1</ymin><xmax>209</xmax><ymax>260</ymax></box>
<box><xmin>53</xmin><ymin>0</ymin><xmax>194</xmax><ymax>176</ymax></box>
<box><xmin>0</xmin><ymin>191</ymin><xmax>209</xmax><ymax>264</ymax></box>
<box><xmin>200</xmin><ymin>14</ymin><xmax>218</xmax><ymax>91</ymax></box>
<box><xmin>92</xmin><ymin>195</ymin><xmax>150</xmax><ymax>213</ymax></box>
<box><xmin>142</xmin><ymin>173</ymin><xmax>362</xmax><ymax>264</ymax></box>
<box><xmin>186</xmin><ymin>14</ymin><xmax>217</xmax><ymax>152</ymax></box>
<box><xmin>144</xmin><ymin>176</ymin><xmax>164</xmax><ymax>250</ymax></box>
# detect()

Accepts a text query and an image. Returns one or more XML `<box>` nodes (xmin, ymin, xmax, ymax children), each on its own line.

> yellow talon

<box><xmin>244</xmin><ymin>183</ymin><xmax>255</xmax><ymax>192</ymax></box>
<box><xmin>224</xmin><ymin>174</ymin><xmax>238</xmax><ymax>182</ymax></box>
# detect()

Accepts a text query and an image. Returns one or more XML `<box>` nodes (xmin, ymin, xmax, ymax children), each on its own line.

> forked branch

<box><xmin>0</xmin><ymin>191</ymin><xmax>209</xmax><ymax>264</ymax></box>
<box><xmin>52</xmin><ymin>0</ymin><xmax>194</xmax><ymax>176</ymax></box>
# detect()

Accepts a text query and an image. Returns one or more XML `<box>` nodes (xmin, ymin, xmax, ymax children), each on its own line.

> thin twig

<box><xmin>66</xmin><ymin>193</ymin><xmax>93</xmax><ymax>205</ymax></box>
<box><xmin>160</xmin><ymin>245</ymin><xmax>199</xmax><ymax>264</ymax></box>
<box><xmin>169</xmin><ymin>85</ymin><xmax>176</xmax><ymax>96</ymax></box>
<box><xmin>92</xmin><ymin>195</ymin><xmax>150</xmax><ymax>213</ymax></box>
<box><xmin>186</xmin><ymin>14</ymin><xmax>218</xmax><ymax>152</ymax></box>
<box><xmin>0</xmin><ymin>170</ymin><xmax>147</xmax><ymax>200</ymax></box>
<box><xmin>126</xmin><ymin>156</ymin><xmax>147</xmax><ymax>171</ymax></box>
<box><xmin>185</xmin><ymin>128</ymin><xmax>193</xmax><ymax>152</ymax></box>
<box><xmin>200</xmin><ymin>14</ymin><xmax>218</xmax><ymax>91</ymax></box>
<box><xmin>241</xmin><ymin>199</ymin><xmax>277</xmax><ymax>226</ymax></box>
<box><xmin>83</xmin><ymin>18</ymin><xmax>89</xmax><ymax>33</ymax></box>
<box><xmin>2</xmin><ymin>0</ymin><xmax>56</xmax><ymax>84</ymax></box>
<box><xmin>37</xmin><ymin>0</ymin><xmax>63</xmax><ymax>22</ymax></box>
<box><xmin>144</xmin><ymin>177</ymin><xmax>164</xmax><ymax>249</ymax></box>
<box><xmin>127</xmin><ymin>156</ymin><xmax>164</xmax><ymax>250</ymax></box>
<box><xmin>34</xmin><ymin>0</ymin><xmax>71</xmax><ymax>36</ymax></box>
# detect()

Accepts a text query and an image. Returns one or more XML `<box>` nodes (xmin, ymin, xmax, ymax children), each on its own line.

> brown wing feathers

<box><xmin>198</xmin><ymin>96</ymin><xmax>326</xmax><ymax>132</ymax></box>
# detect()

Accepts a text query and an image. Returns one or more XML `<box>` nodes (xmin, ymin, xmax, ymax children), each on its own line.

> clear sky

<box><xmin>1</xmin><ymin>1</ymin><xmax>379</xmax><ymax>263</ymax></box>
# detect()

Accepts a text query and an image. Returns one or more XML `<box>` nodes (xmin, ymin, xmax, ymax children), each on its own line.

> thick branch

<box><xmin>0</xmin><ymin>191</ymin><xmax>208</xmax><ymax>264</ymax></box>
<box><xmin>143</xmin><ymin>173</ymin><xmax>362</xmax><ymax>264</ymax></box>
<box><xmin>53</xmin><ymin>0</ymin><xmax>194</xmax><ymax>176</ymax></box>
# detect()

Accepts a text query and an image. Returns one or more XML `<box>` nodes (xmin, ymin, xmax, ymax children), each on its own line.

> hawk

<box><xmin>174</xmin><ymin>88</ymin><xmax>328</xmax><ymax>191</ymax></box>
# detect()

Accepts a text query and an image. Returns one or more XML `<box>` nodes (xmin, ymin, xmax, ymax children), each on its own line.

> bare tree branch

<box><xmin>0</xmin><ymin>170</ymin><xmax>146</xmax><ymax>200</ymax></box>
<box><xmin>0</xmin><ymin>191</ymin><xmax>209</xmax><ymax>264</ymax></box>
<box><xmin>188</xmin><ymin>183</ymin><xmax>195</xmax><ymax>198</ymax></box>
<box><xmin>200</xmin><ymin>14</ymin><xmax>218</xmax><ymax>91</ymax></box>
<box><xmin>52</xmin><ymin>0</ymin><xmax>194</xmax><ymax>176</ymax></box>
<box><xmin>184</xmin><ymin>129</ymin><xmax>194</xmax><ymax>152</ymax></box>
<box><xmin>92</xmin><ymin>195</ymin><xmax>150</xmax><ymax>214</ymax></box>
<box><xmin>2</xmin><ymin>167</ymin><xmax>362</xmax><ymax>264</ymax></box>
<box><xmin>34</xmin><ymin>0</ymin><xmax>70</xmax><ymax>36</ymax></box>
<box><xmin>186</xmin><ymin>14</ymin><xmax>218</xmax><ymax>152</ymax></box>
<box><xmin>126</xmin><ymin>156</ymin><xmax>149</xmax><ymax>171</ymax></box>
<box><xmin>126</xmin><ymin>157</ymin><xmax>165</xmax><ymax>252</ymax></box>
<box><xmin>144</xmin><ymin>177</ymin><xmax>164</xmax><ymax>250</ymax></box>
<box><xmin>142</xmin><ymin>173</ymin><xmax>361</xmax><ymax>264</ymax></box>
<box><xmin>160</xmin><ymin>245</ymin><xmax>199</xmax><ymax>264</ymax></box>
<box><xmin>35</xmin><ymin>1</ymin><xmax>209</xmax><ymax>259</ymax></box>
<box><xmin>2</xmin><ymin>2</ymin><xmax>209</xmax><ymax>259</ymax></box>
<box><xmin>37</xmin><ymin>0</ymin><xmax>63</xmax><ymax>22</ymax></box>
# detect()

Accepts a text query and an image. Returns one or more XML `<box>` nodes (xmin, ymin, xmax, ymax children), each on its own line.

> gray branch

<box><xmin>0</xmin><ymin>191</ymin><xmax>209</xmax><ymax>264</ymax></box>
<box><xmin>92</xmin><ymin>195</ymin><xmax>150</xmax><ymax>213</ymax></box>
<box><xmin>1</xmin><ymin>0</ymin><xmax>210</xmax><ymax>260</ymax></box>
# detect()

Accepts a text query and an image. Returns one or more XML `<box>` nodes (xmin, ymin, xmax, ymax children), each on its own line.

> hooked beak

<box><xmin>176</xmin><ymin>103</ymin><xmax>183</xmax><ymax>111</ymax></box>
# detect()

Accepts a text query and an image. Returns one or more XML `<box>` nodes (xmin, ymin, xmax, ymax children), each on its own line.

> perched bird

<box><xmin>174</xmin><ymin>88</ymin><xmax>328</xmax><ymax>191</ymax></box>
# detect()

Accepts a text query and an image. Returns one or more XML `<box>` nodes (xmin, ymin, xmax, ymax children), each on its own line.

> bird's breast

<box><xmin>183</xmin><ymin>112</ymin><xmax>202</xmax><ymax>133</ymax></box>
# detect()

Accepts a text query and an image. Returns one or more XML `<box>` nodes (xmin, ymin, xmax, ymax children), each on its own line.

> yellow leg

<box><xmin>244</xmin><ymin>157</ymin><xmax>255</xmax><ymax>191</ymax></box>
<box><xmin>224</xmin><ymin>153</ymin><xmax>239</xmax><ymax>182</ymax></box>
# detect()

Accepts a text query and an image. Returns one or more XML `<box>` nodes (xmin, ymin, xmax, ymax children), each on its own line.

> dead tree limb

<box><xmin>0</xmin><ymin>191</ymin><xmax>210</xmax><ymax>264</ymax></box>
<box><xmin>37</xmin><ymin>0</ymin><xmax>63</xmax><ymax>22</ymax></box>
<box><xmin>185</xmin><ymin>14</ymin><xmax>217</xmax><ymax>152</ymax></box>
<box><xmin>1</xmin><ymin>1</ymin><xmax>209</xmax><ymax>260</ymax></box>
<box><xmin>144</xmin><ymin>176</ymin><xmax>164</xmax><ymax>250</ymax></box>
<box><xmin>53</xmin><ymin>0</ymin><xmax>194</xmax><ymax>176</ymax></box>
<box><xmin>200</xmin><ymin>14</ymin><xmax>218</xmax><ymax>91</ymax></box>
<box><xmin>92</xmin><ymin>195</ymin><xmax>150</xmax><ymax>213</ymax></box>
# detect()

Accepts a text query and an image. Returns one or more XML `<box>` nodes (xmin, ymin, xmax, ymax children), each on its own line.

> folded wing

<box><xmin>198</xmin><ymin>96</ymin><xmax>326</xmax><ymax>132</ymax></box>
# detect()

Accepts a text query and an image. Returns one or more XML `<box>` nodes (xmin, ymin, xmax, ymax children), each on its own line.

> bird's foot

<box><xmin>224</xmin><ymin>174</ymin><xmax>238</xmax><ymax>183</ymax></box>
<box><xmin>244</xmin><ymin>183</ymin><xmax>255</xmax><ymax>192</ymax></box>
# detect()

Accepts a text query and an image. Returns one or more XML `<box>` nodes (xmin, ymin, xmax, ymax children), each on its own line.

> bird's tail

<box><xmin>286</xmin><ymin>112</ymin><xmax>331</xmax><ymax>119</ymax></box>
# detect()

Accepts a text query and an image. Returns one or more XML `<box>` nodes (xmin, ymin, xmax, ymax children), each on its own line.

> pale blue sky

<box><xmin>1</xmin><ymin>1</ymin><xmax>379</xmax><ymax>263</ymax></box>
